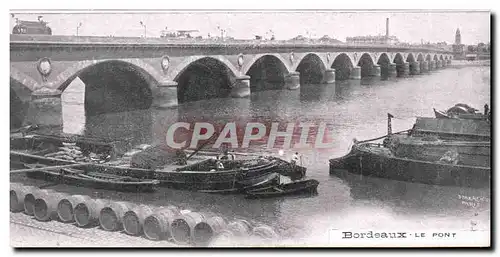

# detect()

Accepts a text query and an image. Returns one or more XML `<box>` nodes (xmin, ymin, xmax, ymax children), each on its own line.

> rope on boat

<box><xmin>355</xmin><ymin>129</ymin><xmax>412</xmax><ymax>144</ymax></box>
<box><xmin>10</xmin><ymin>163</ymin><xmax>89</xmax><ymax>174</ymax></box>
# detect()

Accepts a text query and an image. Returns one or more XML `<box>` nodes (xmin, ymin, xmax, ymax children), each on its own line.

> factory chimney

<box><xmin>386</xmin><ymin>18</ymin><xmax>389</xmax><ymax>38</ymax></box>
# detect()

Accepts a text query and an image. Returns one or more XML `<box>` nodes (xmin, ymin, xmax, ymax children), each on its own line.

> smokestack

<box><xmin>386</xmin><ymin>18</ymin><xmax>389</xmax><ymax>38</ymax></box>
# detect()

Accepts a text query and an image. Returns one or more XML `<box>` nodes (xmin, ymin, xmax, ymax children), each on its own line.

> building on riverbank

<box><xmin>12</xmin><ymin>16</ymin><xmax>52</xmax><ymax>35</ymax></box>
<box><xmin>453</xmin><ymin>28</ymin><xmax>465</xmax><ymax>59</ymax></box>
<box><xmin>346</xmin><ymin>18</ymin><xmax>399</xmax><ymax>45</ymax></box>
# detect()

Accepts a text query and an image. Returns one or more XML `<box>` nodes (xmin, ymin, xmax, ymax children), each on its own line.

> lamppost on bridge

<box><xmin>265</xmin><ymin>30</ymin><xmax>275</xmax><ymax>40</ymax></box>
<box><xmin>76</xmin><ymin>22</ymin><xmax>82</xmax><ymax>37</ymax></box>
<box><xmin>217</xmin><ymin>26</ymin><xmax>225</xmax><ymax>40</ymax></box>
<box><xmin>140</xmin><ymin>21</ymin><xmax>147</xmax><ymax>38</ymax></box>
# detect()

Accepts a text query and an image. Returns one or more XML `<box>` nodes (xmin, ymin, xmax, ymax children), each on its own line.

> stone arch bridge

<box><xmin>10</xmin><ymin>35</ymin><xmax>453</xmax><ymax>127</ymax></box>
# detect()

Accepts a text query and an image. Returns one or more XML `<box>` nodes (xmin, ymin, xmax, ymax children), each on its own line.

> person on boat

<box><xmin>219</xmin><ymin>149</ymin><xmax>230</xmax><ymax>160</ymax></box>
<box><xmin>230</xmin><ymin>150</ymin><xmax>236</xmax><ymax>160</ymax></box>
<box><xmin>216</xmin><ymin>160</ymin><xmax>225</xmax><ymax>170</ymax></box>
<box><xmin>439</xmin><ymin>149</ymin><xmax>459</xmax><ymax>165</ymax></box>
<box><xmin>291</xmin><ymin>152</ymin><xmax>300</xmax><ymax>165</ymax></box>
<box><xmin>484</xmin><ymin>104</ymin><xmax>489</xmax><ymax>116</ymax></box>
<box><xmin>175</xmin><ymin>150</ymin><xmax>188</xmax><ymax>165</ymax></box>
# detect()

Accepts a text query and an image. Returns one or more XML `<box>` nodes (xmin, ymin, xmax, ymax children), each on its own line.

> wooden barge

<box><xmin>10</xmin><ymin>134</ymin><xmax>304</xmax><ymax>193</ymax></box>
<box><xmin>329</xmin><ymin>108</ymin><xmax>491</xmax><ymax>188</ymax></box>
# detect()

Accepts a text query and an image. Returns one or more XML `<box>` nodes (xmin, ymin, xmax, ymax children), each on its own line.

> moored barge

<box><xmin>329</xmin><ymin>142</ymin><xmax>490</xmax><ymax>188</ymax></box>
<box><xmin>329</xmin><ymin>109</ymin><xmax>491</xmax><ymax>188</ymax></box>
<box><xmin>10</xmin><ymin>134</ymin><xmax>299</xmax><ymax>193</ymax></box>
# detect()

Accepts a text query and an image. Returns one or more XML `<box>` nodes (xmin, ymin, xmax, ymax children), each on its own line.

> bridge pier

<box><xmin>388</xmin><ymin>63</ymin><xmax>398</xmax><ymax>78</ymax></box>
<box><xmin>323</xmin><ymin>69</ymin><xmax>336</xmax><ymax>84</ymax></box>
<box><xmin>447</xmin><ymin>59</ymin><xmax>452</xmax><ymax>65</ymax></box>
<box><xmin>420</xmin><ymin>61</ymin><xmax>429</xmax><ymax>73</ymax></box>
<box><xmin>410</xmin><ymin>62</ymin><xmax>420</xmax><ymax>75</ymax></box>
<box><xmin>441</xmin><ymin>60</ymin><xmax>446</xmax><ymax>68</ymax></box>
<box><xmin>371</xmin><ymin>65</ymin><xmax>381</xmax><ymax>77</ymax></box>
<box><xmin>152</xmin><ymin>81</ymin><xmax>179</xmax><ymax>108</ymax></box>
<box><xmin>26</xmin><ymin>87</ymin><xmax>63</xmax><ymax>129</ymax></box>
<box><xmin>350</xmin><ymin>66</ymin><xmax>361</xmax><ymax>80</ymax></box>
<box><xmin>397</xmin><ymin>62</ymin><xmax>410</xmax><ymax>77</ymax></box>
<box><xmin>285</xmin><ymin>71</ymin><xmax>301</xmax><ymax>90</ymax></box>
<box><xmin>436</xmin><ymin>60</ymin><xmax>441</xmax><ymax>69</ymax></box>
<box><xmin>430</xmin><ymin>61</ymin><xmax>436</xmax><ymax>70</ymax></box>
<box><xmin>230</xmin><ymin>75</ymin><xmax>251</xmax><ymax>97</ymax></box>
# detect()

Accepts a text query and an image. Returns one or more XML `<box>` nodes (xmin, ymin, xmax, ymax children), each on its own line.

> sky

<box><xmin>9</xmin><ymin>11</ymin><xmax>490</xmax><ymax>44</ymax></box>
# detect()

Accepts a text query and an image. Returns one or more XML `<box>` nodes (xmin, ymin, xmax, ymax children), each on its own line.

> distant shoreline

<box><xmin>449</xmin><ymin>59</ymin><xmax>490</xmax><ymax>68</ymax></box>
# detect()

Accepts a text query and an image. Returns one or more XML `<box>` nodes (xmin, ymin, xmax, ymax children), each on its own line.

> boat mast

<box><xmin>387</xmin><ymin>113</ymin><xmax>394</xmax><ymax>136</ymax></box>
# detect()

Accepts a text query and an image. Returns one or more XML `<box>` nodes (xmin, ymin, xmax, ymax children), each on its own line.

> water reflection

<box><xmin>299</xmin><ymin>83</ymin><xmax>338</xmax><ymax>103</ymax></box>
<box><xmin>49</xmin><ymin>66</ymin><xmax>491</xmax><ymax>239</ymax></box>
<box><xmin>61</xmin><ymin>77</ymin><xmax>86</xmax><ymax>134</ymax></box>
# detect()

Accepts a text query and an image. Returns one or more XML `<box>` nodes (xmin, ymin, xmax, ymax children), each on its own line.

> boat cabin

<box><xmin>410</xmin><ymin>117</ymin><xmax>490</xmax><ymax>141</ymax></box>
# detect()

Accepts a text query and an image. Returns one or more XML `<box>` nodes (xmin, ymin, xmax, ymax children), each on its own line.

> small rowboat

<box><xmin>20</xmin><ymin>163</ymin><xmax>160</xmax><ymax>192</ymax></box>
<box><xmin>268</xmin><ymin>157</ymin><xmax>307</xmax><ymax>180</ymax></box>
<box><xmin>244</xmin><ymin>179</ymin><xmax>319</xmax><ymax>199</ymax></box>
<box><xmin>434</xmin><ymin>108</ymin><xmax>487</xmax><ymax>120</ymax></box>
<box><xmin>433</xmin><ymin>103</ymin><xmax>489</xmax><ymax>121</ymax></box>
<box><xmin>198</xmin><ymin>172</ymin><xmax>281</xmax><ymax>194</ymax></box>
<box><xmin>433</xmin><ymin>108</ymin><xmax>450</xmax><ymax>119</ymax></box>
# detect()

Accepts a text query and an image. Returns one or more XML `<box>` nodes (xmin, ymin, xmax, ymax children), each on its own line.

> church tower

<box><xmin>455</xmin><ymin>28</ymin><xmax>461</xmax><ymax>45</ymax></box>
<box><xmin>453</xmin><ymin>28</ymin><xmax>464</xmax><ymax>59</ymax></box>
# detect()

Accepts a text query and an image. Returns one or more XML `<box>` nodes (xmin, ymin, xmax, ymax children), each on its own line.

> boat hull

<box><xmin>198</xmin><ymin>172</ymin><xmax>281</xmax><ymax>194</ymax></box>
<box><xmin>329</xmin><ymin>144</ymin><xmax>490</xmax><ymax>188</ymax></box>
<box><xmin>153</xmin><ymin>158</ymin><xmax>280</xmax><ymax>191</ymax></box>
<box><xmin>245</xmin><ymin>179</ymin><xmax>319</xmax><ymax>199</ymax></box>
<box><xmin>11</xmin><ymin>151</ymin><xmax>280</xmax><ymax>193</ymax></box>
<box><xmin>388</xmin><ymin>135</ymin><xmax>490</xmax><ymax>167</ymax></box>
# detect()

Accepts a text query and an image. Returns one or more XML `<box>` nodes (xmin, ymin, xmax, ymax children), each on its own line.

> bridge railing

<box><xmin>9</xmin><ymin>34</ymin><xmax>452</xmax><ymax>53</ymax></box>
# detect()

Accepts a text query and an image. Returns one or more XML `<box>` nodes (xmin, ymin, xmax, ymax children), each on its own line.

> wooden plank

<box><xmin>10</xmin><ymin>150</ymin><xmax>154</xmax><ymax>172</ymax></box>
<box><xmin>11</xmin><ymin>163</ymin><xmax>88</xmax><ymax>173</ymax></box>
<box><xmin>414</xmin><ymin>117</ymin><xmax>490</xmax><ymax>137</ymax></box>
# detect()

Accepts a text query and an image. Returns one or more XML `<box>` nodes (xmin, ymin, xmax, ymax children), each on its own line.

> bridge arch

<box><xmin>294</xmin><ymin>53</ymin><xmax>327</xmax><ymax>84</ymax></box>
<box><xmin>376</xmin><ymin>53</ymin><xmax>391</xmax><ymax>65</ymax></box>
<box><xmin>174</xmin><ymin>56</ymin><xmax>239</xmax><ymax>103</ymax></box>
<box><xmin>331</xmin><ymin>53</ymin><xmax>354</xmax><ymax>80</ymax></box>
<box><xmin>416</xmin><ymin>53</ymin><xmax>424</xmax><ymax>62</ymax></box>
<box><xmin>393</xmin><ymin>53</ymin><xmax>405</xmax><ymax>65</ymax></box>
<box><xmin>56</xmin><ymin>60</ymin><xmax>156</xmax><ymax>116</ymax></box>
<box><xmin>357</xmin><ymin>53</ymin><xmax>375</xmax><ymax>78</ymax></box>
<box><xmin>406</xmin><ymin>53</ymin><xmax>416</xmax><ymax>63</ymax></box>
<box><xmin>10</xmin><ymin>77</ymin><xmax>33</xmax><ymax>129</ymax></box>
<box><xmin>244</xmin><ymin>54</ymin><xmax>291</xmax><ymax>91</ymax></box>
<box><xmin>425</xmin><ymin>54</ymin><xmax>432</xmax><ymax>62</ymax></box>
<box><xmin>171</xmin><ymin>55</ymin><xmax>239</xmax><ymax>82</ymax></box>
<box><xmin>393</xmin><ymin>53</ymin><xmax>406</xmax><ymax>76</ymax></box>
<box><xmin>54</xmin><ymin>59</ymin><xmax>162</xmax><ymax>92</ymax></box>
<box><xmin>242</xmin><ymin>53</ymin><xmax>292</xmax><ymax>75</ymax></box>
<box><xmin>376</xmin><ymin>53</ymin><xmax>391</xmax><ymax>78</ymax></box>
<box><xmin>10</xmin><ymin>67</ymin><xmax>38</xmax><ymax>92</ymax></box>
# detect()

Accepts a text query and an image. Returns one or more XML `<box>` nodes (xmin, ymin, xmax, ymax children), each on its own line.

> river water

<box><xmin>13</xmin><ymin>63</ymin><xmax>491</xmax><ymax>246</ymax></box>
